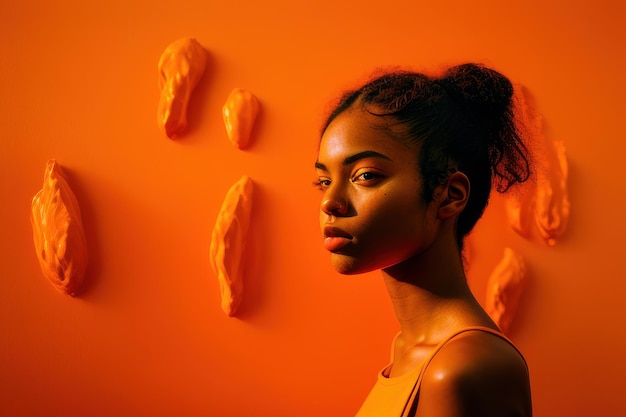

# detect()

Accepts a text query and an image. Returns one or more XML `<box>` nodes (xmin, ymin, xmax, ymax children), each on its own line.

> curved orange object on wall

<box><xmin>485</xmin><ymin>248</ymin><xmax>526</xmax><ymax>334</ymax></box>
<box><xmin>30</xmin><ymin>160</ymin><xmax>87</xmax><ymax>297</ymax></box>
<box><xmin>535</xmin><ymin>138</ymin><xmax>570</xmax><ymax>246</ymax></box>
<box><xmin>157</xmin><ymin>37</ymin><xmax>208</xmax><ymax>139</ymax></box>
<box><xmin>209</xmin><ymin>175</ymin><xmax>254</xmax><ymax>317</ymax></box>
<box><xmin>222</xmin><ymin>88</ymin><xmax>260</xmax><ymax>150</ymax></box>
<box><xmin>507</xmin><ymin>86</ymin><xmax>570</xmax><ymax>245</ymax></box>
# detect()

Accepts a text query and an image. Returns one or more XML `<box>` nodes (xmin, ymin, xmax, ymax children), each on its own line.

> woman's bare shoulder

<box><xmin>416</xmin><ymin>330</ymin><xmax>532</xmax><ymax>417</ymax></box>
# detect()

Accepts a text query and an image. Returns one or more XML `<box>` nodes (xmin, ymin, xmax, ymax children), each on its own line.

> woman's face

<box><xmin>315</xmin><ymin>106</ymin><xmax>440</xmax><ymax>275</ymax></box>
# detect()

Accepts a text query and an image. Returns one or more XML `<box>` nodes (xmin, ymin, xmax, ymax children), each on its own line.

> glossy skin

<box><xmin>316</xmin><ymin>106</ymin><xmax>532</xmax><ymax>416</ymax></box>
<box><xmin>316</xmin><ymin>107</ymin><xmax>435</xmax><ymax>275</ymax></box>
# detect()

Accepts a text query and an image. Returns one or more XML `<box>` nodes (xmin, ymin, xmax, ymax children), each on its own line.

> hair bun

<box><xmin>440</xmin><ymin>63</ymin><xmax>513</xmax><ymax>116</ymax></box>
<box><xmin>439</xmin><ymin>63</ymin><xmax>528</xmax><ymax>193</ymax></box>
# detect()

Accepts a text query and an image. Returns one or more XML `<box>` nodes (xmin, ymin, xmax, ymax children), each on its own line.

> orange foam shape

<box><xmin>157</xmin><ymin>37</ymin><xmax>207</xmax><ymax>139</ymax></box>
<box><xmin>485</xmin><ymin>248</ymin><xmax>526</xmax><ymax>334</ymax></box>
<box><xmin>507</xmin><ymin>85</ymin><xmax>570</xmax><ymax>245</ymax></box>
<box><xmin>31</xmin><ymin>160</ymin><xmax>87</xmax><ymax>296</ymax></box>
<box><xmin>209</xmin><ymin>176</ymin><xmax>254</xmax><ymax>316</ymax></box>
<box><xmin>222</xmin><ymin>88</ymin><xmax>260</xmax><ymax>150</ymax></box>
<box><xmin>535</xmin><ymin>138</ymin><xmax>570</xmax><ymax>246</ymax></box>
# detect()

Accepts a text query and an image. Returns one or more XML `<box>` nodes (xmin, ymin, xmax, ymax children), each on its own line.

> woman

<box><xmin>314</xmin><ymin>63</ymin><xmax>532</xmax><ymax>416</ymax></box>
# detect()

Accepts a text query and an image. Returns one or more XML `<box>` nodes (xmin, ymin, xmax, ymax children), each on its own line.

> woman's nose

<box><xmin>321</xmin><ymin>195</ymin><xmax>349</xmax><ymax>216</ymax></box>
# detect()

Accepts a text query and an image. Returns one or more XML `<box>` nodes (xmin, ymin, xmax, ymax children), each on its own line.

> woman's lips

<box><xmin>324</xmin><ymin>236</ymin><xmax>351</xmax><ymax>251</ymax></box>
<box><xmin>323</xmin><ymin>226</ymin><xmax>352</xmax><ymax>251</ymax></box>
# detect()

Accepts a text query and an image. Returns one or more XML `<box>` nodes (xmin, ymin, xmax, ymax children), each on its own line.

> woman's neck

<box><xmin>381</xmin><ymin>245</ymin><xmax>488</xmax><ymax>344</ymax></box>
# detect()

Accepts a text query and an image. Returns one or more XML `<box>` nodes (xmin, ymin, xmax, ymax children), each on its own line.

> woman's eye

<box><xmin>313</xmin><ymin>179</ymin><xmax>331</xmax><ymax>190</ymax></box>
<box><xmin>352</xmin><ymin>171</ymin><xmax>382</xmax><ymax>184</ymax></box>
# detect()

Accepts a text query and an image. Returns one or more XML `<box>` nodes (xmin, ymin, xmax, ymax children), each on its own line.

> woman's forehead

<box><xmin>319</xmin><ymin>108</ymin><xmax>416</xmax><ymax>161</ymax></box>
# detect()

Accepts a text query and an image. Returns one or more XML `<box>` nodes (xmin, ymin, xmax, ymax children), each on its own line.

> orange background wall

<box><xmin>1</xmin><ymin>0</ymin><xmax>624</xmax><ymax>415</ymax></box>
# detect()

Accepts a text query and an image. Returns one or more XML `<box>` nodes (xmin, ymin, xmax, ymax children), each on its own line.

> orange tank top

<box><xmin>354</xmin><ymin>326</ymin><xmax>524</xmax><ymax>417</ymax></box>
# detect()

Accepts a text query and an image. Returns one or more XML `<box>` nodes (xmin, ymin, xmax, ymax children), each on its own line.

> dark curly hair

<box><xmin>322</xmin><ymin>63</ymin><xmax>531</xmax><ymax>248</ymax></box>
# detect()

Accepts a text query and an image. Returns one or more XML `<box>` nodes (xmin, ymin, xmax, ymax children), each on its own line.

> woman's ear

<box><xmin>437</xmin><ymin>171</ymin><xmax>470</xmax><ymax>220</ymax></box>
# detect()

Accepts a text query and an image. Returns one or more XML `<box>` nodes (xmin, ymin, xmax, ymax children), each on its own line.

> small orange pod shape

<box><xmin>222</xmin><ymin>88</ymin><xmax>260</xmax><ymax>150</ymax></box>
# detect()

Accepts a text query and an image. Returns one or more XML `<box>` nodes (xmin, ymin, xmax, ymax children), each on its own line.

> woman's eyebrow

<box><xmin>314</xmin><ymin>161</ymin><xmax>327</xmax><ymax>171</ymax></box>
<box><xmin>315</xmin><ymin>150</ymin><xmax>392</xmax><ymax>171</ymax></box>
<box><xmin>343</xmin><ymin>150</ymin><xmax>392</xmax><ymax>165</ymax></box>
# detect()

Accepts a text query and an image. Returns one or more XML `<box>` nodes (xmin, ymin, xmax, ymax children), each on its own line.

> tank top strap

<box><xmin>400</xmin><ymin>326</ymin><xmax>524</xmax><ymax>417</ymax></box>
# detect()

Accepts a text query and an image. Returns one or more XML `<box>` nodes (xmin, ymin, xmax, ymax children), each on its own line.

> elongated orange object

<box><xmin>209</xmin><ymin>176</ymin><xmax>254</xmax><ymax>316</ymax></box>
<box><xmin>157</xmin><ymin>37</ymin><xmax>207</xmax><ymax>139</ymax></box>
<box><xmin>485</xmin><ymin>248</ymin><xmax>526</xmax><ymax>334</ymax></box>
<box><xmin>507</xmin><ymin>85</ymin><xmax>570</xmax><ymax>245</ymax></box>
<box><xmin>535</xmin><ymin>138</ymin><xmax>570</xmax><ymax>246</ymax></box>
<box><xmin>31</xmin><ymin>160</ymin><xmax>87</xmax><ymax>296</ymax></box>
<box><xmin>222</xmin><ymin>88</ymin><xmax>260</xmax><ymax>149</ymax></box>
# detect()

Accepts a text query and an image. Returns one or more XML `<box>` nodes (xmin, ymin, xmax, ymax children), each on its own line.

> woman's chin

<box><xmin>330</xmin><ymin>255</ymin><xmax>377</xmax><ymax>275</ymax></box>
